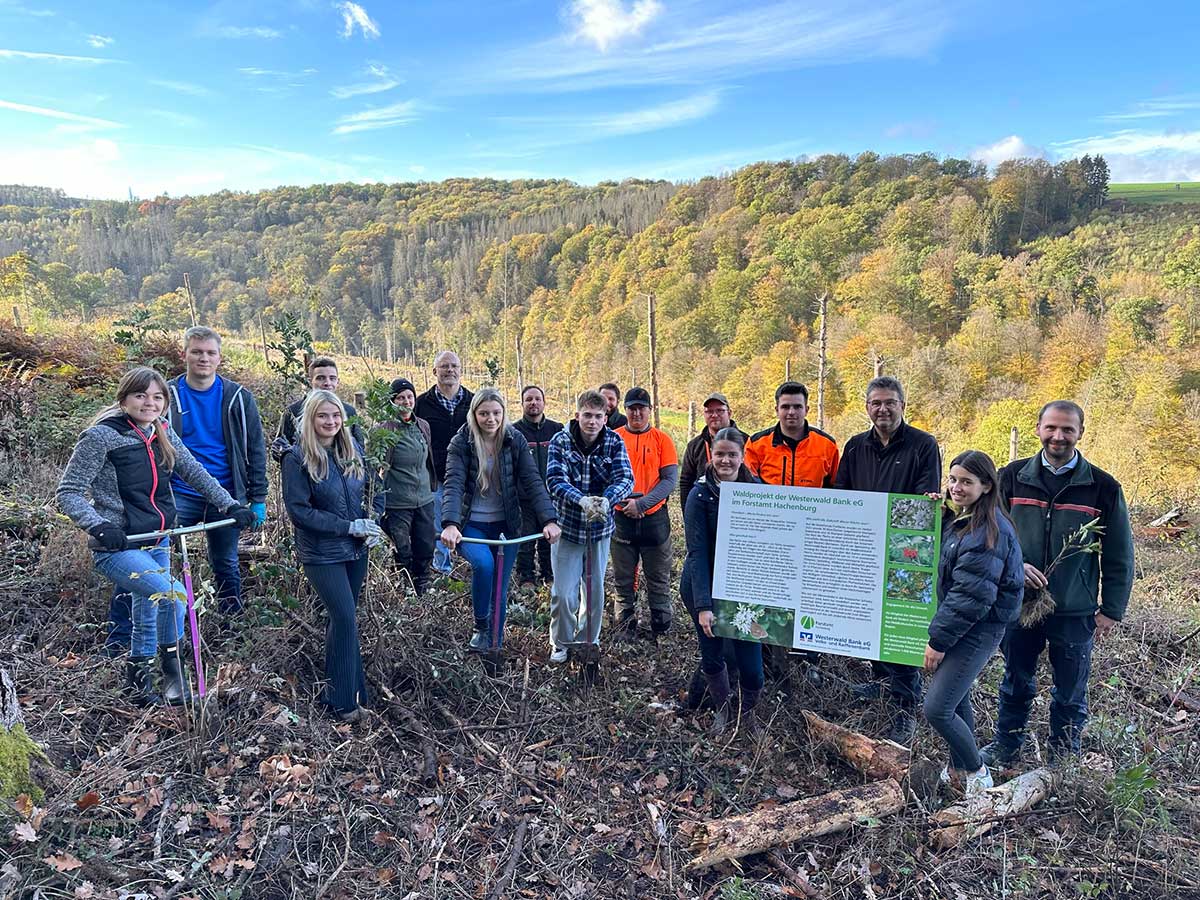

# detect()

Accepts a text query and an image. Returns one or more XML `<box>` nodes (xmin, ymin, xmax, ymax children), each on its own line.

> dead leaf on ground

<box><xmin>75</xmin><ymin>791</ymin><xmax>101</xmax><ymax>811</ymax></box>
<box><xmin>12</xmin><ymin>821</ymin><xmax>37</xmax><ymax>842</ymax></box>
<box><xmin>43</xmin><ymin>852</ymin><xmax>83</xmax><ymax>872</ymax></box>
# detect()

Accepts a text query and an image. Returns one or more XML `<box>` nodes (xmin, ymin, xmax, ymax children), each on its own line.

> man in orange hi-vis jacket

<box><xmin>744</xmin><ymin>382</ymin><xmax>839</xmax><ymax>488</ymax></box>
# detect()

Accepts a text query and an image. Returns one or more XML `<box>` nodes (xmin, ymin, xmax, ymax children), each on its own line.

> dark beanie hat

<box><xmin>390</xmin><ymin>378</ymin><xmax>417</xmax><ymax>396</ymax></box>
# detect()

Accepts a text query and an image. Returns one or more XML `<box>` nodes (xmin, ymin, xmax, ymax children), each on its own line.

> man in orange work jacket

<box><xmin>613</xmin><ymin>387</ymin><xmax>679</xmax><ymax>640</ymax></box>
<box><xmin>745</xmin><ymin>382</ymin><xmax>839</xmax><ymax>489</ymax></box>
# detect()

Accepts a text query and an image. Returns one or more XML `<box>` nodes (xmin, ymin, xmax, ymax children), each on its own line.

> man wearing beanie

<box><xmin>378</xmin><ymin>377</ymin><xmax>438</xmax><ymax>595</ymax></box>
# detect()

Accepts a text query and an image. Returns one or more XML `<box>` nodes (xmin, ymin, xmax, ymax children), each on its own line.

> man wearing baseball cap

<box><xmin>613</xmin><ymin>387</ymin><xmax>679</xmax><ymax>640</ymax></box>
<box><xmin>679</xmin><ymin>392</ymin><xmax>747</xmax><ymax>515</ymax></box>
<box><xmin>378</xmin><ymin>377</ymin><xmax>438</xmax><ymax>595</ymax></box>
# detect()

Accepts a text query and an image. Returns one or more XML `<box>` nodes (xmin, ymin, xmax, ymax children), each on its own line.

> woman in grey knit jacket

<box><xmin>57</xmin><ymin>366</ymin><xmax>255</xmax><ymax>706</ymax></box>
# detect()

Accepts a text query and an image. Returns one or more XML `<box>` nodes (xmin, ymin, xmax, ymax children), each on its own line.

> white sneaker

<box><xmin>964</xmin><ymin>764</ymin><xmax>994</xmax><ymax>796</ymax></box>
<box><xmin>549</xmin><ymin>646</ymin><xmax>568</xmax><ymax>664</ymax></box>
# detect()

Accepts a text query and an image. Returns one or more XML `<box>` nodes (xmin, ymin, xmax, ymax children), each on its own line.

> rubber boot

<box><xmin>685</xmin><ymin>665</ymin><xmax>708</xmax><ymax>710</ymax></box>
<box><xmin>739</xmin><ymin>686</ymin><xmax>763</xmax><ymax>738</ymax></box>
<box><xmin>159</xmin><ymin>642</ymin><xmax>193</xmax><ymax>706</ymax></box>
<box><xmin>125</xmin><ymin>655</ymin><xmax>162</xmax><ymax>707</ymax></box>
<box><xmin>704</xmin><ymin>667</ymin><xmax>732</xmax><ymax>737</ymax></box>
<box><xmin>650</xmin><ymin>609</ymin><xmax>671</xmax><ymax>639</ymax></box>
<box><xmin>614</xmin><ymin>609</ymin><xmax>638</xmax><ymax>642</ymax></box>
<box><xmin>468</xmin><ymin>618</ymin><xmax>490</xmax><ymax>653</ymax></box>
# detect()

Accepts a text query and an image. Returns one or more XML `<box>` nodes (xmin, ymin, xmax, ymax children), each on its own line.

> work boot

<box><xmin>650</xmin><ymin>609</ymin><xmax>671</xmax><ymax>637</ymax></box>
<box><xmin>125</xmin><ymin>655</ymin><xmax>162</xmax><ymax>707</ymax></box>
<box><xmin>739</xmin><ymin>686</ymin><xmax>764</xmax><ymax>738</ymax></box>
<box><xmin>159</xmin><ymin>642</ymin><xmax>192</xmax><ymax>706</ymax></box>
<box><xmin>979</xmin><ymin>738</ymin><xmax>1024</xmax><ymax>769</ymax></box>
<box><xmin>685</xmin><ymin>665</ymin><xmax>708</xmax><ymax>710</ymax></box>
<box><xmin>468</xmin><ymin>618</ymin><xmax>490</xmax><ymax>653</ymax></box>
<box><xmin>614</xmin><ymin>609</ymin><xmax>638</xmax><ymax>642</ymax></box>
<box><xmin>886</xmin><ymin>709</ymin><xmax>917</xmax><ymax>745</ymax></box>
<box><xmin>852</xmin><ymin>681</ymin><xmax>884</xmax><ymax>703</ymax></box>
<box><xmin>704</xmin><ymin>667</ymin><xmax>732</xmax><ymax>737</ymax></box>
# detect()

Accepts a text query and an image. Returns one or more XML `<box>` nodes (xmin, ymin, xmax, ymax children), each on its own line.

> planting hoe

<box><xmin>457</xmin><ymin>532</ymin><xmax>544</xmax><ymax>675</ymax></box>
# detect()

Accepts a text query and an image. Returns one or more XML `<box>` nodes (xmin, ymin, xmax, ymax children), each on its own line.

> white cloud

<box><xmin>1053</xmin><ymin>129</ymin><xmax>1200</xmax><ymax>157</ymax></box>
<box><xmin>0</xmin><ymin>47</ymin><xmax>118</xmax><ymax>63</ymax></box>
<box><xmin>1102</xmin><ymin>95</ymin><xmax>1200</xmax><ymax>122</ymax></box>
<box><xmin>471</xmin><ymin>0</ymin><xmax>951</xmax><ymax>92</ymax></box>
<box><xmin>151</xmin><ymin>79</ymin><xmax>214</xmax><ymax>98</ymax></box>
<box><xmin>146</xmin><ymin>109</ymin><xmax>201</xmax><ymax>129</ymax></box>
<box><xmin>571</xmin><ymin>0</ymin><xmax>662</xmax><ymax>52</ymax></box>
<box><xmin>332</xmin><ymin>99</ymin><xmax>422</xmax><ymax>134</ymax></box>
<box><xmin>589</xmin><ymin>90</ymin><xmax>718</xmax><ymax>135</ymax></box>
<box><xmin>86</xmin><ymin>34</ymin><xmax>115</xmax><ymax>48</ymax></box>
<box><xmin>336</xmin><ymin>2</ymin><xmax>380</xmax><ymax>39</ymax></box>
<box><xmin>0</xmin><ymin>97</ymin><xmax>121</xmax><ymax>129</ymax></box>
<box><xmin>210</xmin><ymin>25</ymin><xmax>282</xmax><ymax>39</ymax></box>
<box><xmin>330</xmin><ymin>62</ymin><xmax>399</xmax><ymax>99</ymax></box>
<box><xmin>969</xmin><ymin>134</ymin><xmax>1044</xmax><ymax>169</ymax></box>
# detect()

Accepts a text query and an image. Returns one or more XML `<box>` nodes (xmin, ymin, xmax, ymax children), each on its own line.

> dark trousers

<box><xmin>382</xmin><ymin>502</ymin><xmax>435</xmax><ymax>591</ymax></box>
<box><xmin>303</xmin><ymin>556</ymin><xmax>370</xmax><ymax>714</ymax></box>
<box><xmin>692</xmin><ymin>613</ymin><xmax>765</xmax><ymax>691</ymax></box>
<box><xmin>612</xmin><ymin>508</ymin><xmax>673</xmax><ymax>626</ymax></box>
<box><xmin>516</xmin><ymin>505</ymin><xmax>552</xmax><ymax>583</ymax></box>
<box><xmin>923</xmin><ymin>622</ymin><xmax>1005</xmax><ymax>771</ymax></box>
<box><xmin>995</xmin><ymin>614</ymin><xmax>1096</xmax><ymax>755</ymax></box>
<box><xmin>871</xmin><ymin>660</ymin><xmax>923</xmax><ymax>711</ymax></box>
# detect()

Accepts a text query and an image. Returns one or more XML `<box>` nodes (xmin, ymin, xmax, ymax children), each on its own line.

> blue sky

<box><xmin>2</xmin><ymin>0</ymin><xmax>1198</xmax><ymax>198</ymax></box>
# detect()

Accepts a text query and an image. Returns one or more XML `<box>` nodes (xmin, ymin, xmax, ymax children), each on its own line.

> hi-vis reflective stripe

<box><xmin>1011</xmin><ymin>497</ymin><xmax>1047</xmax><ymax>508</ymax></box>
<box><xmin>1010</xmin><ymin>496</ymin><xmax>1100</xmax><ymax>516</ymax></box>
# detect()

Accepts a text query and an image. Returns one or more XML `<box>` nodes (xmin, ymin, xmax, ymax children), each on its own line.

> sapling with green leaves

<box><xmin>1021</xmin><ymin>517</ymin><xmax>1105</xmax><ymax>626</ymax></box>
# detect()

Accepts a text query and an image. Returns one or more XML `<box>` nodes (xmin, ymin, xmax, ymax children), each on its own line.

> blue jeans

<box><xmin>459</xmin><ymin>521</ymin><xmax>518</xmax><ymax>648</ymax></box>
<box><xmin>174</xmin><ymin>492</ymin><xmax>243</xmax><ymax>614</ymax></box>
<box><xmin>432</xmin><ymin>487</ymin><xmax>452</xmax><ymax>574</ymax></box>
<box><xmin>995</xmin><ymin>614</ymin><xmax>1096</xmax><ymax>756</ymax></box>
<box><xmin>549</xmin><ymin>537</ymin><xmax>610</xmax><ymax>648</ymax></box>
<box><xmin>923</xmin><ymin>622</ymin><xmax>1005</xmax><ymax>772</ymax></box>
<box><xmin>94</xmin><ymin>540</ymin><xmax>185</xmax><ymax>657</ymax></box>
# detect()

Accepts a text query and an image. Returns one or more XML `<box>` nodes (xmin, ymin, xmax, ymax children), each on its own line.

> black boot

<box><xmin>704</xmin><ymin>667</ymin><xmax>732</xmax><ymax>737</ymax></box>
<box><xmin>739</xmin><ymin>686</ymin><xmax>763</xmax><ymax>737</ymax></box>
<box><xmin>159</xmin><ymin>642</ymin><xmax>192</xmax><ymax>706</ymax></box>
<box><xmin>886</xmin><ymin>708</ymin><xmax>917</xmax><ymax>745</ymax></box>
<box><xmin>125</xmin><ymin>655</ymin><xmax>162</xmax><ymax>707</ymax></box>
<box><xmin>685</xmin><ymin>665</ymin><xmax>708</xmax><ymax>710</ymax></box>
<box><xmin>468</xmin><ymin>618</ymin><xmax>490</xmax><ymax>653</ymax></box>
<box><xmin>614</xmin><ymin>609</ymin><xmax>638</xmax><ymax>641</ymax></box>
<box><xmin>650</xmin><ymin>609</ymin><xmax>671</xmax><ymax>637</ymax></box>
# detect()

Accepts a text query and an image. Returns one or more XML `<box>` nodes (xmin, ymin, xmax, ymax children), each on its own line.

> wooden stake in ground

<box><xmin>686</xmin><ymin>778</ymin><xmax>905</xmax><ymax>871</ymax></box>
<box><xmin>815</xmin><ymin>292</ymin><xmax>828</xmax><ymax>429</ymax></box>
<box><xmin>928</xmin><ymin>767</ymin><xmax>1056</xmax><ymax>851</ymax></box>
<box><xmin>647</xmin><ymin>291</ymin><xmax>660</xmax><ymax>429</ymax></box>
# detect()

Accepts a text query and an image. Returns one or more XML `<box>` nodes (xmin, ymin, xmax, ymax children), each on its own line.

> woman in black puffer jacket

<box><xmin>924</xmin><ymin>449</ymin><xmax>1023</xmax><ymax>795</ymax></box>
<box><xmin>282</xmin><ymin>390</ymin><xmax>385</xmax><ymax>723</ymax></box>
<box><xmin>439</xmin><ymin>388</ymin><xmax>560</xmax><ymax>653</ymax></box>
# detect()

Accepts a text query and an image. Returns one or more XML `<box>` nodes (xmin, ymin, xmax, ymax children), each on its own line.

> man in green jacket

<box><xmin>984</xmin><ymin>400</ymin><xmax>1135</xmax><ymax>765</ymax></box>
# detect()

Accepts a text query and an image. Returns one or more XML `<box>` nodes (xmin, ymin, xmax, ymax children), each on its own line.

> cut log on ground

<box><xmin>801</xmin><ymin>710</ymin><xmax>910</xmax><ymax>780</ymax></box>
<box><xmin>1</xmin><ymin>667</ymin><xmax>45</xmax><ymax>801</ymax></box>
<box><xmin>686</xmin><ymin>778</ymin><xmax>905</xmax><ymax>872</ymax></box>
<box><xmin>928</xmin><ymin>767</ymin><xmax>1056</xmax><ymax>851</ymax></box>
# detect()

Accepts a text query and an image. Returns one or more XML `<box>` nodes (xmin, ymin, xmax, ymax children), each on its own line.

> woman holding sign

<box><xmin>924</xmin><ymin>450</ymin><xmax>1024</xmax><ymax>794</ymax></box>
<box><xmin>681</xmin><ymin>427</ymin><xmax>765</xmax><ymax>736</ymax></box>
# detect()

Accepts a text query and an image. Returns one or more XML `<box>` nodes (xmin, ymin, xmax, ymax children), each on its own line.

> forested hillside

<box><xmin>3</xmin><ymin>152</ymin><xmax>1200</xmax><ymax>498</ymax></box>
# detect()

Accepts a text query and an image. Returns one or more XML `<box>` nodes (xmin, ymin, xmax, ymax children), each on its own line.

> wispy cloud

<box><xmin>332</xmin><ymin>99</ymin><xmax>422</xmax><ymax>135</ymax></box>
<box><xmin>209</xmin><ymin>25</ymin><xmax>282</xmax><ymax>39</ymax></box>
<box><xmin>330</xmin><ymin>62</ymin><xmax>399</xmax><ymax>99</ymax></box>
<box><xmin>571</xmin><ymin>0</ymin><xmax>662</xmax><ymax>52</ymax></box>
<box><xmin>1053</xmin><ymin>129</ymin><xmax>1200</xmax><ymax>157</ymax></box>
<box><xmin>336</xmin><ymin>2</ymin><xmax>380</xmax><ymax>39</ymax></box>
<box><xmin>86</xmin><ymin>34</ymin><xmax>115</xmax><ymax>48</ymax></box>
<box><xmin>240</xmin><ymin>66</ymin><xmax>317</xmax><ymax>78</ymax></box>
<box><xmin>575</xmin><ymin>140</ymin><xmax>811</xmax><ymax>182</ymax></box>
<box><xmin>0</xmin><ymin>47</ymin><xmax>119</xmax><ymax>63</ymax></box>
<box><xmin>970</xmin><ymin>134</ymin><xmax>1044</xmax><ymax>168</ymax></box>
<box><xmin>146</xmin><ymin>109</ymin><xmax>201</xmax><ymax>129</ymax></box>
<box><xmin>151</xmin><ymin>79</ymin><xmax>214</xmax><ymax>98</ymax></box>
<box><xmin>0</xmin><ymin>97</ymin><xmax>122</xmax><ymax>129</ymax></box>
<box><xmin>471</xmin><ymin>0</ymin><xmax>950</xmax><ymax>93</ymax></box>
<box><xmin>1101</xmin><ymin>96</ymin><xmax>1200</xmax><ymax>122</ymax></box>
<box><xmin>0</xmin><ymin>3</ymin><xmax>55</xmax><ymax>17</ymax></box>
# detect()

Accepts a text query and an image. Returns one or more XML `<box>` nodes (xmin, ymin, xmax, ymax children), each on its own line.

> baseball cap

<box><xmin>703</xmin><ymin>392</ymin><xmax>729</xmax><ymax>407</ymax></box>
<box><xmin>623</xmin><ymin>387</ymin><xmax>652</xmax><ymax>408</ymax></box>
<box><xmin>390</xmin><ymin>378</ymin><xmax>417</xmax><ymax>396</ymax></box>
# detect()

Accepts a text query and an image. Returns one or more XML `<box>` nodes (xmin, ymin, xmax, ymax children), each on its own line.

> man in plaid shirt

<box><xmin>545</xmin><ymin>389</ymin><xmax>634</xmax><ymax>662</ymax></box>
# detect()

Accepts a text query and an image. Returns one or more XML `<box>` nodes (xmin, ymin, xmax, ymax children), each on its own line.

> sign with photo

<box><xmin>710</xmin><ymin>482</ymin><xmax>942</xmax><ymax>668</ymax></box>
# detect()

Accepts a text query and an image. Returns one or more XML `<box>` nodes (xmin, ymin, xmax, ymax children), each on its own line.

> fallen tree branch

<box><xmin>801</xmin><ymin>710</ymin><xmax>909</xmax><ymax>780</ymax></box>
<box><xmin>486</xmin><ymin>816</ymin><xmax>530</xmax><ymax>900</ymax></box>
<box><xmin>766</xmin><ymin>849</ymin><xmax>823</xmax><ymax>899</ymax></box>
<box><xmin>928</xmin><ymin>767</ymin><xmax>1056</xmax><ymax>851</ymax></box>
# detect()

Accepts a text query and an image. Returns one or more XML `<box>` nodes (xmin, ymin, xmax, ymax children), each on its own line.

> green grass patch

<box><xmin>1109</xmin><ymin>182</ymin><xmax>1200</xmax><ymax>204</ymax></box>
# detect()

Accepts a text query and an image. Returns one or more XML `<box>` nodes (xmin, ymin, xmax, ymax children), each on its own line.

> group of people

<box><xmin>57</xmin><ymin>326</ymin><xmax>1135</xmax><ymax>786</ymax></box>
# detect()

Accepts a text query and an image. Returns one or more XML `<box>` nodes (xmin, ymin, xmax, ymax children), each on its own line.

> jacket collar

<box><xmin>867</xmin><ymin>419</ymin><xmax>908</xmax><ymax>449</ymax></box>
<box><xmin>772</xmin><ymin>421</ymin><xmax>809</xmax><ymax>448</ymax></box>
<box><xmin>569</xmin><ymin>419</ymin><xmax>604</xmax><ymax>455</ymax></box>
<box><xmin>1017</xmin><ymin>451</ymin><xmax>1094</xmax><ymax>488</ymax></box>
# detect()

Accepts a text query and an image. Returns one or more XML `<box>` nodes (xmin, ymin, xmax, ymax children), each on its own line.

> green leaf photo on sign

<box><xmin>888</xmin><ymin>496</ymin><xmax>936</xmax><ymax>531</ymax></box>
<box><xmin>885</xmin><ymin>567</ymin><xmax>934</xmax><ymax>605</ymax></box>
<box><xmin>711</xmin><ymin>599</ymin><xmax>795</xmax><ymax>647</ymax></box>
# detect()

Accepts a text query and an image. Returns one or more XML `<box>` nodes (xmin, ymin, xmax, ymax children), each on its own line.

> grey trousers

<box><xmin>549</xmin><ymin>537</ymin><xmax>610</xmax><ymax>647</ymax></box>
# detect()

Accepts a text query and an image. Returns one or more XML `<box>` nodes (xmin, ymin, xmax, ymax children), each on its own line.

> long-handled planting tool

<box><xmin>457</xmin><ymin>532</ymin><xmax>543</xmax><ymax>674</ymax></box>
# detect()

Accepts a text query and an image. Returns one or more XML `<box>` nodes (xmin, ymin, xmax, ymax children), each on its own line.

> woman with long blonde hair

<box><xmin>281</xmin><ymin>390</ymin><xmax>383</xmax><ymax>723</ymax></box>
<box><xmin>440</xmin><ymin>388</ymin><xmax>560</xmax><ymax>653</ymax></box>
<box><xmin>57</xmin><ymin>366</ymin><xmax>255</xmax><ymax>706</ymax></box>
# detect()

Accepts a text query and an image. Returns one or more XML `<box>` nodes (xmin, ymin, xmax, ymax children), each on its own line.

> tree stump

<box><xmin>0</xmin><ymin>667</ymin><xmax>43</xmax><ymax>801</ymax></box>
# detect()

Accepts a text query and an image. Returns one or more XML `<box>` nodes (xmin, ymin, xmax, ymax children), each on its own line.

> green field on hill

<box><xmin>1110</xmin><ymin>181</ymin><xmax>1200</xmax><ymax>204</ymax></box>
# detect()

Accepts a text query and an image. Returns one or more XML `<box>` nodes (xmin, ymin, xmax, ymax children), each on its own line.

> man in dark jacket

<box><xmin>833</xmin><ymin>375</ymin><xmax>942</xmax><ymax>744</ymax></box>
<box><xmin>600</xmin><ymin>383</ymin><xmax>627</xmax><ymax>430</ymax></box>
<box><xmin>413</xmin><ymin>350</ymin><xmax>473</xmax><ymax>575</ymax></box>
<box><xmin>271</xmin><ymin>356</ymin><xmax>363</xmax><ymax>457</ymax></box>
<box><xmin>982</xmin><ymin>400</ymin><xmax>1135</xmax><ymax>765</ymax></box>
<box><xmin>679</xmin><ymin>392</ymin><xmax>747</xmax><ymax>514</ymax></box>
<box><xmin>512</xmin><ymin>385</ymin><xmax>563</xmax><ymax>586</ymax></box>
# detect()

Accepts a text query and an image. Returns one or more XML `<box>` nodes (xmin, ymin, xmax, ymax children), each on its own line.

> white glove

<box><xmin>349</xmin><ymin>518</ymin><xmax>383</xmax><ymax>539</ymax></box>
<box><xmin>365</xmin><ymin>531</ymin><xmax>385</xmax><ymax>549</ymax></box>
<box><xmin>580</xmin><ymin>496</ymin><xmax>609</xmax><ymax>523</ymax></box>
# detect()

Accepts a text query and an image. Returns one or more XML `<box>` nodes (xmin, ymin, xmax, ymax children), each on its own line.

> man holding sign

<box><xmin>834</xmin><ymin>375</ymin><xmax>942</xmax><ymax>744</ymax></box>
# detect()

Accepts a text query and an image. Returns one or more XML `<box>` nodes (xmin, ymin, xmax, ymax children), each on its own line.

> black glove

<box><xmin>226</xmin><ymin>505</ymin><xmax>257</xmax><ymax>529</ymax></box>
<box><xmin>270</xmin><ymin>435</ymin><xmax>291</xmax><ymax>463</ymax></box>
<box><xmin>88</xmin><ymin>523</ymin><xmax>127</xmax><ymax>552</ymax></box>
